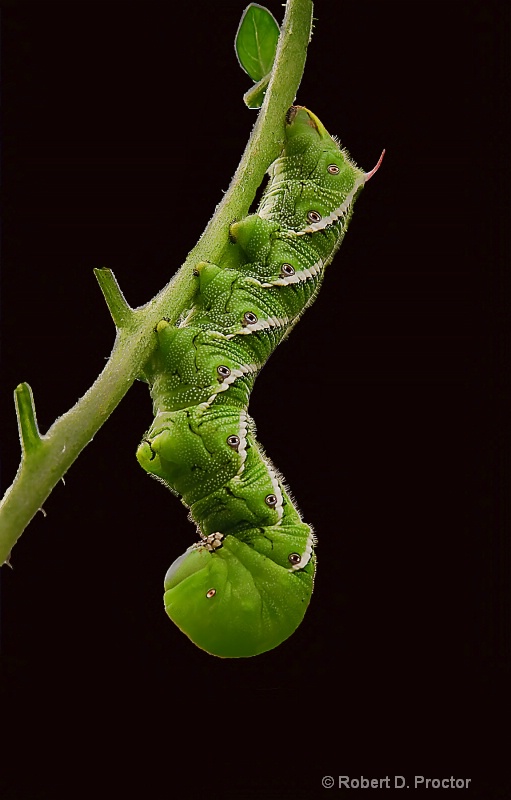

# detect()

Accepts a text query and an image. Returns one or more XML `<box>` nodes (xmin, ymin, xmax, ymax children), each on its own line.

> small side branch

<box><xmin>15</xmin><ymin>383</ymin><xmax>44</xmax><ymax>458</ymax></box>
<box><xmin>94</xmin><ymin>268</ymin><xmax>134</xmax><ymax>329</ymax></box>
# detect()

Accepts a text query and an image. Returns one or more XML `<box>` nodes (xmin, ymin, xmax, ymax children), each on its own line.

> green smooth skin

<box><xmin>164</xmin><ymin>536</ymin><xmax>314</xmax><ymax>658</ymax></box>
<box><xmin>138</xmin><ymin>107</ymin><xmax>371</xmax><ymax>657</ymax></box>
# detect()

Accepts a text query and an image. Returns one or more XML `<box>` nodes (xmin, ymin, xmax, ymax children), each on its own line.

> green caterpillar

<box><xmin>137</xmin><ymin>106</ymin><xmax>383</xmax><ymax>658</ymax></box>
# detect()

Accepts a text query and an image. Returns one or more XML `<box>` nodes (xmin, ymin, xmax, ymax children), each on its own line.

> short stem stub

<box><xmin>15</xmin><ymin>383</ymin><xmax>44</xmax><ymax>458</ymax></box>
<box><xmin>94</xmin><ymin>267</ymin><xmax>134</xmax><ymax>329</ymax></box>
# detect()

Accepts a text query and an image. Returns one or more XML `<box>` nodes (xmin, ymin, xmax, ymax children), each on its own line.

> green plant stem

<box><xmin>0</xmin><ymin>0</ymin><xmax>314</xmax><ymax>566</ymax></box>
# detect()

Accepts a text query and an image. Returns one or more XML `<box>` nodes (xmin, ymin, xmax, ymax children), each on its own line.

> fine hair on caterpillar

<box><xmin>136</xmin><ymin>106</ymin><xmax>383</xmax><ymax>658</ymax></box>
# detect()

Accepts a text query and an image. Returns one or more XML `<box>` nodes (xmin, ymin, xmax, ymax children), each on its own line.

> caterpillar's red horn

<box><xmin>364</xmin><ymin>149</ymin><xmax>385</xmax><ymax>182</ymax></box>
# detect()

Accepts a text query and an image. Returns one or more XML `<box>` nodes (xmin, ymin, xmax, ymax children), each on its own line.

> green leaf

<box><xmin>235</xmin><ymin>4</ymin><xmax>280</xmax><ymax>83</ymax></box>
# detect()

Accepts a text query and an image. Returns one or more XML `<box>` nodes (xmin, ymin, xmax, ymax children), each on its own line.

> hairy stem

<box><xmin>0</xmin><ymin>0</ymin><xmax>313</xmax><ymax>565</ymax></box>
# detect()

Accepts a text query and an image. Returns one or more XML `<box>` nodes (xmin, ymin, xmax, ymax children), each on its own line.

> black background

<box><xmin>1</xmin><ymin>1</ymin><xmax>510</xmax><ymax>797</ymax></box>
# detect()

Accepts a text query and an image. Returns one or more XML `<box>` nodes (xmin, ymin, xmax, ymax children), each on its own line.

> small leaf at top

<box><xmin>235</xmin><ymin>4</ymin><xmax>280</xmax><ymax>83</ymax></box>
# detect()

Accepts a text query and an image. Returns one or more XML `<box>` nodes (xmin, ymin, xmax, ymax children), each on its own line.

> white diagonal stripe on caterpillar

<box><xmin>237</xmin><ymin>410</ymin><xmax>249</xmax><ymax>475</ymax></box>
<box><xmin>288</xmin><ymin>528</ymin><xmax>316</xmax><ymax>571</ymax></box>
<box><xmin>294</xmin><ymin>174</ymin><xmax>365</xmax><ymax>235</ymax></box>
<box><xmin>198</xmin><ymin>362</ymin><xmax>259</xmax><ymax>409</ymax></box>
<box><xmin>266</xmin><ymin>462</ymin><xmax>284</xmax><ymax>523</ymax></box>
<box><xmin>247</xmin><ymin>257</ymin><xmax>324</xmax><ymax>288</ymax></box>
<box><xmin>224</xmin><ymin>315</ymin><xmax>290</xmax><ymax>339</ymax></box>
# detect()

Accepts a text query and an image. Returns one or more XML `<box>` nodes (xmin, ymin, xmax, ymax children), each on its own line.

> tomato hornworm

<box><xmin>137</xmin><ymin>106</ymin><xmax>383</xmax><ymax>657</ymax></box>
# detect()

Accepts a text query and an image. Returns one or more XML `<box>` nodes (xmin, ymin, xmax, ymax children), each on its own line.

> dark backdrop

<box><xmin>1</xmin><ymin>1</ymin><xmax>510</xmax><ymax>797</ymax></box>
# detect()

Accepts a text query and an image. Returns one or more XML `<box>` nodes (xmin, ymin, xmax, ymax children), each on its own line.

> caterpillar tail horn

<box><xmin>364</xmin><ymin>149</ymin><xmax>385</xmax><ymax>182</ymax></box>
